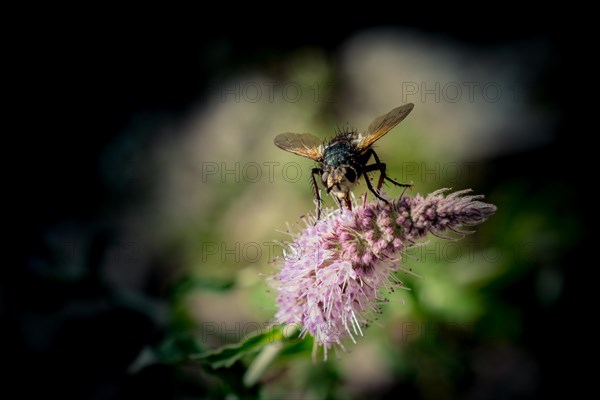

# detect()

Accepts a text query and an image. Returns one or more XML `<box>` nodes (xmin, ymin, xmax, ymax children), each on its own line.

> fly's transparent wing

<box><xmin>274</xmin><ymin>133</ymin><xmax>323</xmax><ymax>160</ymax></box>
<box><xmin>357</xmin><ymin>103</ymin><xmax>414</xmax><ymax>151</ymax></box>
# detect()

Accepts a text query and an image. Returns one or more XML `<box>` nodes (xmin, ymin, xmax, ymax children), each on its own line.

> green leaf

<box><xmin>243</xmin><ymin>342</ymin><xmax>283</xmax><ymax>387</ymax></box>
<box><xmin>172</xmin><ymin>276</ymin><xmax>235</xmax><ymax>297</ymax></box>
<box><xmin>191</xmin><ymin>326</ymin><xmax>283</xmax><ymax>369</ymax></box>
<box><xmin>155</xmin><ymin>332</ymin><xmax>207</xmax><ymax>364</ymax></box>
<box><xmin>129</xmin><ymin>332</ymin><xmax>207</xmax><ymax>372</ymax></box>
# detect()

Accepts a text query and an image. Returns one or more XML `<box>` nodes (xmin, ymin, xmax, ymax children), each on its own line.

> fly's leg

<box><xmin>363</xmin><ymin>149</ymin><xmax>412</xmax><ymax>201</ymax></box>
<box><xmin>311</xmin><ymin>167</ymin><xmax>324</xmax><ymax>220</ymax></box>
<box><xmin>363</xmin><ymin>169</ymin><xmax>389</xmax><ymax>203</ymax></box>
<box><xmin>364</xmin><ymin>149</ymin><xmax>412</xmax><ymax>190</ymax></box>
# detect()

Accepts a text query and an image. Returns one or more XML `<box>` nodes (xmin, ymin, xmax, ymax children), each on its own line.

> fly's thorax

<box><xmin>322</xmin><ymin>140</ymin><xmax>358</xmax><ymax>167</ymax></box>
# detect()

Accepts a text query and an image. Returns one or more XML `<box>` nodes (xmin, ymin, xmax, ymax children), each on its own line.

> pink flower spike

<box><xmin>271</xmin><ymin>188</ymin><xmax>496</xmax><ymax>357</ymax></box>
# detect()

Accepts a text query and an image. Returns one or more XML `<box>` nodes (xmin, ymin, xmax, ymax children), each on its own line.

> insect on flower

<box><xmin>274</xmin><ymin>104</ymin><xmax>415</xmax><ymax>219</ymax></box>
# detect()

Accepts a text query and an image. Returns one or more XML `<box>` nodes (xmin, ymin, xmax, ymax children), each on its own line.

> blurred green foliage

<box><xmin>137</xmin><ymin>44</ymin><xmax>574</xmax><ymax>399</ymax></box>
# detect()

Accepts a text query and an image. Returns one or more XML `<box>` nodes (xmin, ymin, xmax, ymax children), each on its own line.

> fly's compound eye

<box><xmin>344</xmin><ymin>168</ymin><xmax>357</xmax><ymax>183</ymax></box>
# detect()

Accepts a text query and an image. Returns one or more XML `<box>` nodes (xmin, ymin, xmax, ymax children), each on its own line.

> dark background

<box><xmin>7</xmin><ymin>16</ymin><xmax>581</xmax><ymax>399</ymax></box>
